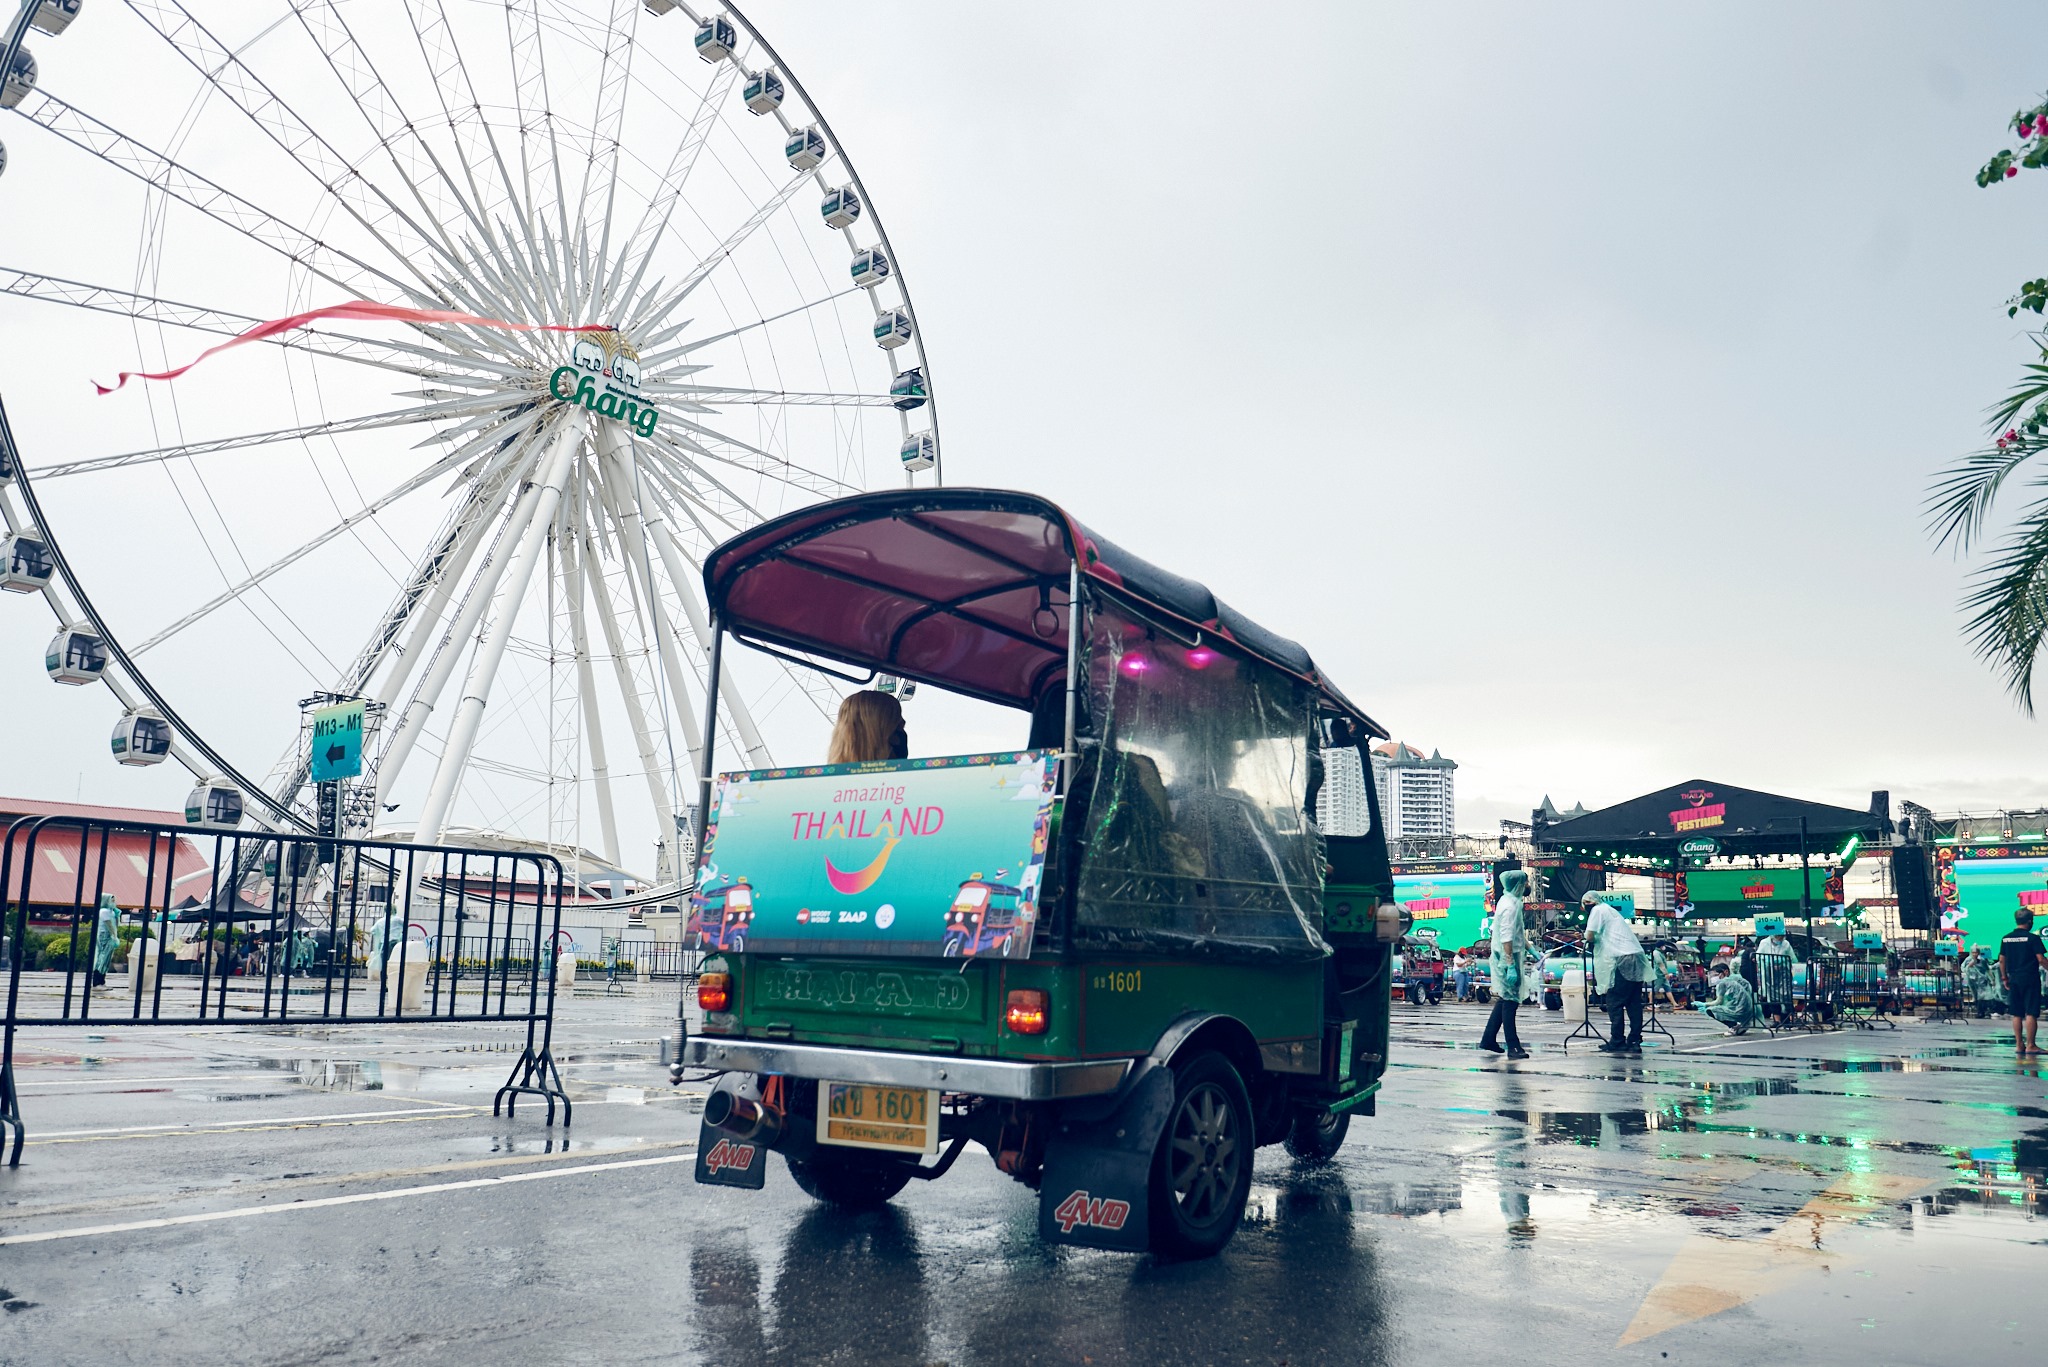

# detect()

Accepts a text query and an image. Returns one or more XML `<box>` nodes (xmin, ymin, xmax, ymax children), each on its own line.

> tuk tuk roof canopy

<box><xmin>1534</xmin><ymin>779</ymin><xmax>1884</xmax><ymax>858</ymax></box>
<box><xmin>702</xmin><ymin>488</ymin><xmax>1384</xmax><ymax>733</ymax></box>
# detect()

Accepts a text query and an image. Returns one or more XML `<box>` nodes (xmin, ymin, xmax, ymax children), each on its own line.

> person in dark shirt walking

<box><xmin>1998</xmin><ymin>908</ymin><xmax>2048</xmax><ymax>1056</ymax></box>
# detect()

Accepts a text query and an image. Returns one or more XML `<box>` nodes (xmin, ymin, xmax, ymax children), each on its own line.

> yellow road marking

<box><xmin>1618</xmin><ymin>1171</ymin><xmax>1933</xmax><ymax>1345</ymax></box>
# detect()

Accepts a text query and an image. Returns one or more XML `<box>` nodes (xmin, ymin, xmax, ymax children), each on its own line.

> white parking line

<box><xmin>35</xmin><ymin>1105</ymin><xmax>475</xmax><ymax>1138</ymax></box>
<box><xmin>0</xmin><ymin>1151</ymin><xmax>697</xmax><ymax>1246</ymax></box>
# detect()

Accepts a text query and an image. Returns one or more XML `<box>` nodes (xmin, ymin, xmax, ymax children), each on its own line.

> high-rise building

<box><xmin>1371</xmin><ymin>742</ymin><xmax>1457</xmax><ymax>844</ymax></box>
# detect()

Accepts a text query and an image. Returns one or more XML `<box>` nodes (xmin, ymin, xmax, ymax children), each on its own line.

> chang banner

<box><xmin>688</xmin><ymin>751</ymin><xmax>1058</xmax><ymax>958</ymax></box>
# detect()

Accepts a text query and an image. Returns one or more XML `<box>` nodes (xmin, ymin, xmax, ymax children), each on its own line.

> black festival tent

<box><xmin>1533</xmin><ymin>780</ymin><xmax>1886</xmax><ymax>859</ymax></box>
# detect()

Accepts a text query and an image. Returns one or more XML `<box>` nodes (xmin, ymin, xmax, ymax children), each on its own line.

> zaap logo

<box><xmin>1052</xmin><ymin>1189</ymin><xmax>1131</xmax><ymax>1234</ymax></box>
<box><xmin>703</xmin><ymin>1138</ymin><xmax>758</xmax><ymax>1175</ymax></box>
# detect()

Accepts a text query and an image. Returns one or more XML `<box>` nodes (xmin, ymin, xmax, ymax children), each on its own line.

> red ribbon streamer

<box><xmin>93</xmin><ymin>300</ymin><xmax>616</xmax><ymax>395</ymax></box>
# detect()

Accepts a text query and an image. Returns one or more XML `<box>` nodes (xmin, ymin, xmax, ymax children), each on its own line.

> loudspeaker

<box><xmin>1894</xmin><ymin>844</ymin><xmax>1934</xmax><ymax>931</ymax></box>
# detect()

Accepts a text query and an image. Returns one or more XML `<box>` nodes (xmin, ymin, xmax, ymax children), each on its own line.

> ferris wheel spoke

<box><xmin>603</xmin><ymin>60</ymin><xmax>741</xmax><ymax>319</ymax></box>
<box><xmin>643</xmin><ymin>382</ymin><xmax>898</xmax><ymax>409</ymax></box>
<box><xmin>0</xmin><ymin>268</ymin><xmax>493</xmax><ymax>382</ymax></box>
<box><xmin>15</xmin><ymin>89</ymin><xmax>415</xmax><ymax>301</ymax></box>
<box><xmin>405</xmin><ymin>3</ymin><xmax>518</xmax><ymax>222</ymax></box>
<box><xmin>635</xmin><ymin>288</ymin><xmax>862</xmax><ymax>370</ymax></box>
<box><xmin>289</xmin><ymin>0</ymin><xmax>497</xmax><ymax>280</ymax></box>
<box><xmin>126</xmin><ymin>0</ymin><xmax>474</xmax><ymax>300</ymax></box>
<box><xmin>574</xmin><ymin>0</ymin><xmax>643</xmax><ymax>306</ymax></box>
<box><xmin>27</xmin><ymin>408</ymin><xmax>453</xmax><ymax>479</ymax></box>
<box><xmin>129</xmin><ymin>438</ymin><xmax>486</xmax><ymax>658</ymax></box>
<box><xmin>502</xmin><ymin>0</ymin><xmax>571</xmax><ymax>258</ymax></box>
<box><xmin>651</xmin><ymin>416</ymin><xmax>858</xmax><ymax>499</ymax></box>
<box><xmin>626</xmin><ymin>172</ymin><xmax>812</xmax><ymax>339</ymax></box>
<box><xmin>638</xmin><ymin>436</ymin><xmax>781</xmax><ymax>534</ymax></box>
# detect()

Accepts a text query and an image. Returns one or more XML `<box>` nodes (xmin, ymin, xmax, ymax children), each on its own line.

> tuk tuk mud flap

<box><xmin>1037</xmin><ymin>1065</ymin><xmax>1173</xmax><ymax>1252</ymax></box>
<box><xmin>694</xmin><ymin>1116</ymin><xmax>771</xmax><ymax>1189</ymax></box>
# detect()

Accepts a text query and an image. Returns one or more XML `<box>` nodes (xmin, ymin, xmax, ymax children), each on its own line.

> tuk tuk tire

<box><xmin>1148</xmin><ymin>1050</ymin><xmax>1254</xmax><ymax>1260</ymax></box>
<box><xmin>786</xmin><ymin>1150</ymin><xmax>916</xmax><ymax>1208</ymax></box>
<box><xmin>942</xmin><ymin>937</ymin><xmax>963</xmax><ymax>958</ymax></box>
<box><xmin>728</xmin><ymin>930</ymin><xmax>747</xmax><ymax>953</ymax></box>
<box><xmin>1425</xmin><ymin>987</ymin><xmax>1442</xmax><ymax>1006</ymax></box>
<box><xmin>1282</xmin><ymin>1106</ymin><xmax>1350</xmax><ymax>1163</ymax></box>
<box><xmin>1404</xmin><ymin>983</ymin><xmax>1420</xmax><ymax>1005</ymax></box>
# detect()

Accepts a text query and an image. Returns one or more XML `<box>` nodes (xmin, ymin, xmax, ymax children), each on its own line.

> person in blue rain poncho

<box><xmin>1479</xmin><ymin>870</ymin><xmax>1533</xmax><ymax>1059</ymax></box>
<box><xmin>1583</xmin><ymin>893</ymin><xmax>1649</xmax><ymax>1054</ymax></box>
<box><xmin>91</xmin><ymin>893</ymin><xmax>120</xmax><ymax>987</ymax></box>
<box><xmin>1702</xmin><ymin>965</ymin><xmax>1764</xmax><ymax>1035</ymax></box>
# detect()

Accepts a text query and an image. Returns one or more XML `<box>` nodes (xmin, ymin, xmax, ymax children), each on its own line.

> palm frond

<box><xmin>1987</xmin><ymin>360</ymin><xmax>2048</xmax><ymax>433</ymax></box>
<box><xmin>1958</xmin><ymin>493</ymin><xmax>2048</xmax><ymax>713</ymax></box>
<box><xmin>1926</xmin><ymin>433</ymin><xmax>2048</xmax><ymax>551</ymax></box>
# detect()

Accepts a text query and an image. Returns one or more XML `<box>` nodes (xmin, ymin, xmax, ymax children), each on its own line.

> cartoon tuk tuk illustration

<box><xmin>695</xmin><ymin>877</ymin><xmax>756</xmax><ymax>951</ymax></box>
<box><xmin>942</xmin><ymin>874</ymin><xmax>1024</xmax><ymax>957</ymax></box>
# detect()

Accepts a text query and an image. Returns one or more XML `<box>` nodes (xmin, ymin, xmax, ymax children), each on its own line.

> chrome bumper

<box><xmin>682</xmin><ymin>1036</ymin><xmax>1132</xmax><ymax>1101</ymax></box>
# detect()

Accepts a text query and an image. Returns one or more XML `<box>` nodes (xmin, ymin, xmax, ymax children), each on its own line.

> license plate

<box><xmin>816</xmin><ymin>1082</ymin><xmax>940</xmax><ymax>1155</ymax></box>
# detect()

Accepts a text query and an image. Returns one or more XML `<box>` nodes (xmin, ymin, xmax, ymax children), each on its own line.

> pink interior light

<box><xmin>1185</xmin><ymin>647</ymin><xmax>1217</xmax><ymax>670</ymax></box>
<box><xmin>1119</xmin><ymin>653</ymin><xmax>1152</xmax><ymax>677</ymax></box>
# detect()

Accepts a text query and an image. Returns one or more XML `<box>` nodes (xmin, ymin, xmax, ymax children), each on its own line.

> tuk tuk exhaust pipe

<box><xmin>703</xmin><ymin>1089</ymin><xmax>784</xmax><ymax>1145</ymax></box>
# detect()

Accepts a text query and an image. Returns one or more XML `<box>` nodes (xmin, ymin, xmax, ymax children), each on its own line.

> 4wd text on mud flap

<box><xmin>1052</xmin><ymin>1190</ymin><xmax>1131</xmax><ymax>1234</ymax></box>
<box><xmin>759</xmin><ymin>968</ymin><xmax>971</xmax><ymax>1012</ymax></box>
<box><xmin>703</xmin><ymin>1138</ymin><xmax>758</xmax><ymax>1175</ymax></box>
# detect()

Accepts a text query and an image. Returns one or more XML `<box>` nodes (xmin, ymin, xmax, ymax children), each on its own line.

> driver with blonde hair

<box><xmin>827</xmin><ymin>690</ymin><xmax>907</xmax><ymax>765</ymax></box>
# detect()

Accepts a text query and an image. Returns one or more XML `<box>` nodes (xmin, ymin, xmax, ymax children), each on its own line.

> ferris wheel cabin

<box><xmin>889</xmin><ymin>367</ymin><xmax>929</xmax><ymax>410</ymax></box>
<box><xmin>694</xmin><ymin>15</ymin><xmax>738</xmax><ymax>64</ymax></box>
<box><xmin>2</xmin><ymin>46</ymin><xmax>36</xmax><ymax>110</ymax></box>
<box><xmin>29</xmin><ymin>1</ymin><xmax>83</xmax><ymax>37</ymax></box>
<box><xmin>44</xmin><ymin>625</ymin><xmax>106</xmax><ymax>684</ymax></box>
<box><xmin>850</xmin><ymin>247</ymin><xmax>890</xmax><ymax>290</ymax></box>
<box><xmin>899</xmin><ymin>432</ymin><xmax>937</xmax><ymax>472</ymax></box>
<box><xmin>184</xmin><ymin>780</ymin><xmax>243</xmax><ymax>830</ymax></box>
<box><xmin>820</xmin><ymin>185</ymin><xmax>861</xmax><ymax>229</ymax></box>
<box><xmin>742</xmin><ymin>69</ymin><xmax>784</xmax><ymax>115</ymax></box>
<box><xmin>874</xmin><ymin>308</ymin><xmax>913</xmax><ymax>350</ymax></box>
<box><xmin>784</xmin><ymin>126</ymin><xmax>827</xmax><ymax>172</ymax></box>
<box><xmin>111</xmin><ymin>709</ymin><xmax>172</xmax><ymax>767</ymax></box>
<box><xmin>1</xmin><ymin>532</ymin><xmax>52</xmax><ymax>592</ymax></box>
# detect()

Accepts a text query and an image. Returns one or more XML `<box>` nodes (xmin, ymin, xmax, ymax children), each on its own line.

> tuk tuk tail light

<box><xmin>1005</xmin><ymin>988</ymin><xmax>1049</xmax><ymax>1036</ymax></box>
<box><xmin>698</xmin><ymin>972</ymin><xmax>733</xmax><ymax>1013</ymax></box>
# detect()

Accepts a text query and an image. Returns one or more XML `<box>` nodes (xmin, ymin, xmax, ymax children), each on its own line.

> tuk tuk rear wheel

<box><xmin>1148</xmin><ymin>1050</ymin><xmax>1253</xmax><ymax>1260</ymax></box>
<box><xmin>786</xmin><ymin>1150</ymin><xmax>916</xmax><ymax>1208</ymax></box>
<box><xmin>1282</xmin><ymin>1105</ymin><xmax>1350</xmax><ymax>1163</ymax></box>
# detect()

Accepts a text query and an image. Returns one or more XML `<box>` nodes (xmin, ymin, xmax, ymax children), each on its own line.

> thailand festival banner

<box><xmin>688</xmin><ymin>751</ymin><xmax>1058</xmax><ymax>958</ymax></box>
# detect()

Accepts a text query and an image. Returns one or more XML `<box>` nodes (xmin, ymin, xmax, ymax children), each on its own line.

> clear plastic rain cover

<box><xmin>1073</xmin><ymin>609</ymin><xmax>1329</xmax><ymax>960</ymax></box>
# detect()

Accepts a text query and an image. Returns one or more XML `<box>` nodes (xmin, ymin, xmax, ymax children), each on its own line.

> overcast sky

<box><xmin>3</xmin><ymin>2</ymin><xmax>2046</xmax><ymax>839</ymax></box>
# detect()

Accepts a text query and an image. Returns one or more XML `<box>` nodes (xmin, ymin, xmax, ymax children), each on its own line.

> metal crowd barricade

<box><xmin>1</xmin><ymin>813</ymin><xmax>572</xmax><ymax>1167</ymax></box>
<box><xmin>1837</xmin><ymin>958</ymin><xmax>1898</xmax><ymax>1029</ymax></box>
<box><xmin>1898</xmin><ymin>966</ymin><xmax>1965</xmax><ymax>1022</ymax></box>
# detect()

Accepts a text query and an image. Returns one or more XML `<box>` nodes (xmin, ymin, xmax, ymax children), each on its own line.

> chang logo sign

<box><xmin>549</xmin><ymin>330</ymin><xmax>658</xmax><ymax>436</ymax></box>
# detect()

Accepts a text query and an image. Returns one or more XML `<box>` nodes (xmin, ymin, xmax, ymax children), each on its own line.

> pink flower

<box><xmin>2025</xmin><ymin>120</ymin><xmax>2037</xmax><ymax>137</ymax></box>
<box><xmin>2009</xmin><ymin>165</ymin><xmax>2021</xmax><ymax>178</ymax></box>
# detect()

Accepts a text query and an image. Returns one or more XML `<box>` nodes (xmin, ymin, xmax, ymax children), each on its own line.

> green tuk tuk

<box><xmin>676</xmin><ymin>489</ymin><xmax>1398</xmax><ymax>1257</ymax></box>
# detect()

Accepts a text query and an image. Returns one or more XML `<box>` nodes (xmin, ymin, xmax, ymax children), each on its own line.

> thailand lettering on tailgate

<box><xmin>1052</xmin><ymin>1189</ymin><xmax>1131</xmax><ymax>1234</ymax></box>
<box><xmin>703</xmin><ymin>1138</ymin><xmax>758</xmax><ymax>1175</ymax></box>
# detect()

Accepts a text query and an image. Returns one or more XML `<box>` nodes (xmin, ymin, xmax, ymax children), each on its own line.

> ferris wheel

<box><xmin>0</xmin><ymin>0</ymin><xmax>938</xmax><ymax>896</ymax></box>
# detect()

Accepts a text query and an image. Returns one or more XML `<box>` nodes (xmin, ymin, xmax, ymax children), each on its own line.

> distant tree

<box><xmin>1930</xmin><ymin>95</ymin><xmax>2048</xmax><ymax>710</ymax></box>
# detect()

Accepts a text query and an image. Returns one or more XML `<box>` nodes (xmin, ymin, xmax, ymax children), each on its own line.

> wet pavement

<box><xmin>1</xmin><ymin>988</ymin><xmax>2043</xmax><ymax>1365</ymax></box>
